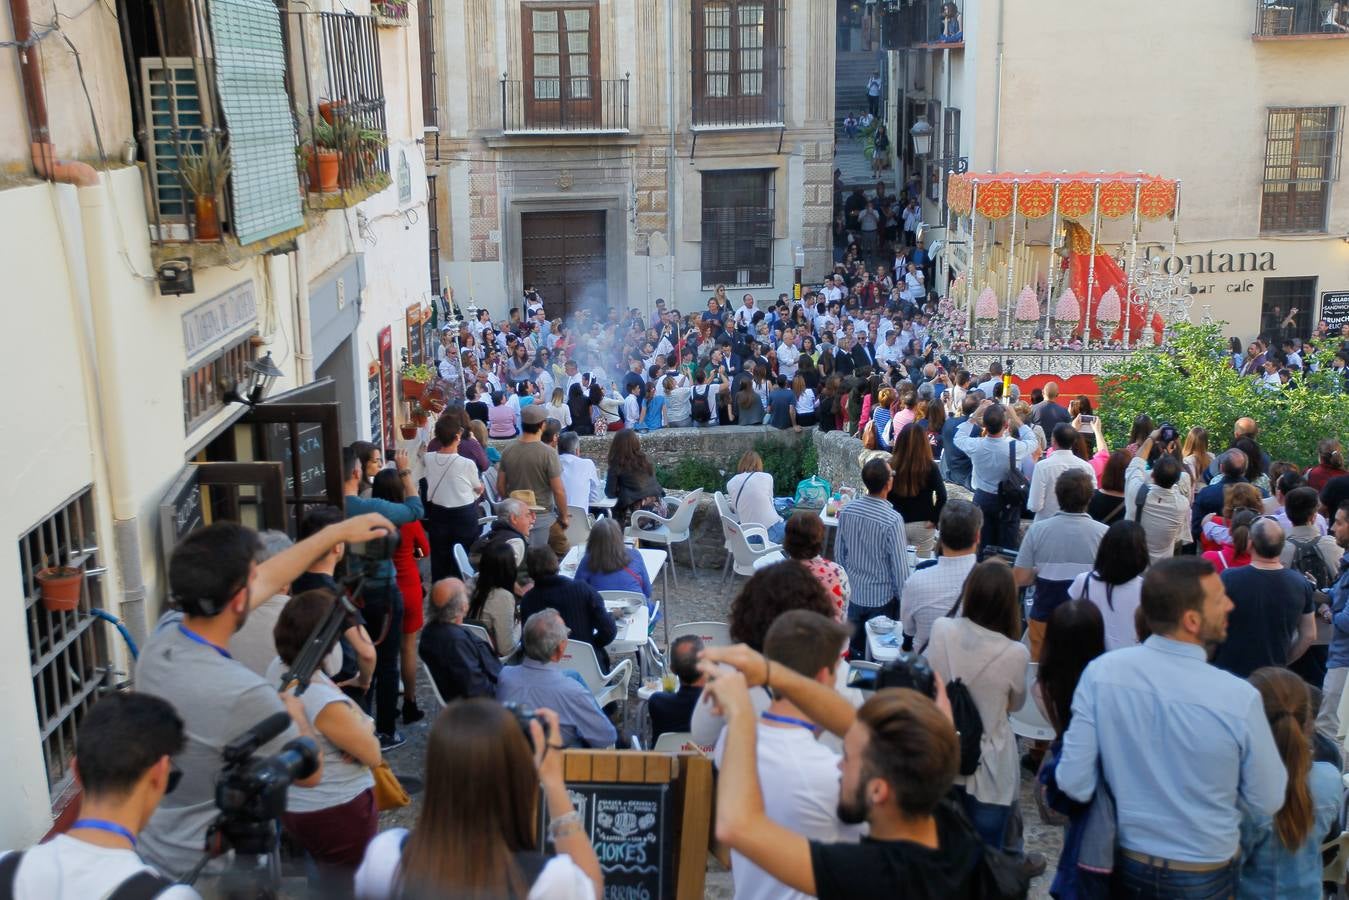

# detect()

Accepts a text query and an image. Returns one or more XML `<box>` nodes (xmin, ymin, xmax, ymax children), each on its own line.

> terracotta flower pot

<box><xmin>307</xmin><ymin>148</ymin><xmax>340</xmax><ymax>193</ymax></box>
<box><xmin>399</xmin><ymin>424</ymin><xmax>420</xmax><ymax>440</ymax></box>
<box><xmin>318</xmin><ymin>100</ymin><xmax>346</xmax><ymax>125</ymax></box>
<box><xmin>36</xmin><ymin>566</ymin><xmax>83</xmax><ymax>612</ymax></box>
<box><xmin>401</xmin><ymin>377</ymin><xmax>426</xmax><ymax>400</ymax></box>
<box><xmin>412</xmin><ymin>412</ymin><xmax>429</xmax><ymax>426</ymax></box>
<box><xmin>194</xmin><ymin>195</ymin><xmax>221</xmax><ymax>241</ymax></box>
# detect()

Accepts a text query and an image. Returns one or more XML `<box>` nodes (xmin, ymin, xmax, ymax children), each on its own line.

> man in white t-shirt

<box><xmin>558</xmin><ymin>432</ymin><xmax>602</xmax><ymax>511</ymax></box>
<box><xmin>821</xmin><ymin>276</ymin><xmax>846</xmax><ymax>307</ymax></box>
<box><xmin>735</xmin><ymin>294</ymin><xmax>758</xmax><ymax>331</ymax></box>
<box><xmin>0</xmin><ymin>692</ymin><xmax>202</xmax><ymax>899</ymax></box>
<box><xmin>776</xmin><ymin>329</ymin><xmax>801</xmax><ymax>381</ymax></box>
<box><xmin>714</xmin><ymin>610</ymin><xmax>862</xmax><ymax>900</ymax></box>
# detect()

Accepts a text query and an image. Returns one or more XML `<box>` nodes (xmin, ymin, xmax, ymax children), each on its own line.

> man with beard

<box><xmin>1053</xmin><ymin>557</ymin><xmax>1286</xmax><ymax>897</ymax></box>
<box><xmin>711</xmin><ymin>611</ymin><xmax>861</xmax><ymax>900</ymax></box>
<box><xmin>700</xmin><ymin>644</ymin><xmax>993</xmax><ymax>899</ymax></box>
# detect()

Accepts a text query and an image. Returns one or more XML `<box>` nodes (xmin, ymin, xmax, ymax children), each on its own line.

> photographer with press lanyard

<box><xmin>354</xmin><ymin>700</ymin><xmax>602</xmax><ymax>899</ymax></box>
<box><xmin>0</xmin><ymin>693</ymin><xmax>199</xmax><ymax>899</ymax></box>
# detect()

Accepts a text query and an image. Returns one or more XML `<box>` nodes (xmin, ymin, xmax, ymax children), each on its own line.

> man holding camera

<box><xmin>135</xmin><ymin>512</ymin><xmax>393</xmax><ymax>879</ymax></box>
<box><xmin>0</xmin><ymin>693</ymin><xmax>200</xmax><ymax>898</ymax></box>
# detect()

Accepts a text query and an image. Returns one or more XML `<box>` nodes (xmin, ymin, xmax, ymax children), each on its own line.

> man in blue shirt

<box><xmin>836</xmin><ymin>459</ymin><xmax>911</xmax><ymax>656</ymax></box>
<box><xmin>343</xmin><ymin>444</ymin><xmax>424</xmax><ymax>750</ymax></box>
<box><xmin>497</xmin><ymin>609</ymin><xmax>617</xmax><ymax>748</ymax></box>
<box><xmin>1055</xmin><ymin>557</ymin><xmax>1285</xmax><ymax>896</ymax></box>
<box><xmin>953</xmin><ymin>401</ymin><xmax>1037</xmax><ymax>551</ymax></box>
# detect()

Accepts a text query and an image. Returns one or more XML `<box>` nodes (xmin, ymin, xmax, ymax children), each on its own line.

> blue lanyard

<box><xmin>761</xmin><ymin>711</ymin><xmax>818</xmax><ymax>733</ymax></box>
<box><xmin>177</xmin><ymin>623</ymin><xmax>231</xmax><ymax>659</ymax></box>
<box><xmin>70</xmin><ymin>819</ymin><xmax>136</xmax><ymax>848</ymax></box>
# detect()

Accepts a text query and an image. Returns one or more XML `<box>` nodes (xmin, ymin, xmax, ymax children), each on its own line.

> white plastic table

<box><xmin>866</xmin><ymin>621</ymin><xmax>902</xmax><ymax>662</ymax></box>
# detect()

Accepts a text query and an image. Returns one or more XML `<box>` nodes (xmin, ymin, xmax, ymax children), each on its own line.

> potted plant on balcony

<box><xmin>400</xmin><ymin>362</ymin><xmax>432</xmax><ymax>400</ymax></box>
<box><xmin>304</xmin><ymin>120</ymin><xmax>340</xmax><ymax>193</ymax></box>
<box><xmin>35</xmin><ymin>555</ymin><xmax>84</xmax><ymax>612</ymax></box>
<box><xmin>179</xmin><ymin>135</ymin><xmax>231</xmax><ymax>241</ymax></box>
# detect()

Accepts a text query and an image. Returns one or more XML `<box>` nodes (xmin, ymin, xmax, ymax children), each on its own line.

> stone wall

<box><xmin>574</xmin><ymin>425</ymin><xmax>807</xmax><ymax>478</ymax></box>
<box><xmin>811</xmin><ymin>429</ymin><xmax>865</xmax><ymax>492</ymax></box>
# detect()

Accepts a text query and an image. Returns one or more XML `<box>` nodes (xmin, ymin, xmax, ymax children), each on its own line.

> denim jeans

<box><xmin>959</xmin><ymin>791</ymin><xmax>1013</xmax><ymax>853</ymax></box>
<box><xmin>1114</xmin><ymin>853</ymin><xmax>1237</xmax><ymax>900</ymax></box>
<box><xmin>846</xmin><ymin>597</ymin><xmax>897</xmax><ymax>658</ymax></box>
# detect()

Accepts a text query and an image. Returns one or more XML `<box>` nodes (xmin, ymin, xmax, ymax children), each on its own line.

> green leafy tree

<box><xmin>1097</xmin><ymin>322</ymin><xmax>1349</xmax><ymax>467</ymax></box>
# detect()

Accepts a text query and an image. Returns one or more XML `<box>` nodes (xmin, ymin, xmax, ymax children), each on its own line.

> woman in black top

<box><xmin>1088</xmin><ymin>450</ymin><xmax>1131</xmax><ymax>524</ymax></box>
<box><xmin>605</xmin><ymin>429</ymin><xmax>664</xmax><ymax>525</ymax></box>
<box><xmin>464</xmin><ymin>384</ymin><xmax>490</xmax><ymax>425</ymax></box>
<box><xmin>798</xmin><ymin>352</ymin><xmax>821</xmax><ymax>392</ymax></box>
<box><xmin>887</xmin><ymin>423</ymin><xmax>946</xmax><ymax>558</ymax></box>
<box><xmin>566</xmin><ymin>381</ymin><xmax>594</xmax><ymax>436</ymax></box>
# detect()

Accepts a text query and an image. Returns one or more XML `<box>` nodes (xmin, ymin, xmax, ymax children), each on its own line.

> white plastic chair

<box><xmin>564</xmin><ymin>505</ymin><xmax>594</xmax><ymax>549</ymax></box>
<box><xmin>559</xmin><ymin>639</ymin><xmax>633</xmax><ymax>711</ymax></box>
<box><xmin>477</xmin><ymin>515</ymin><xmax>496</xmax><ymax>536</ymax></box>
<box><xmin>1009</xmin><ymin>663</ymin><xmax>1056</xmax><ymax>741</ymax></box>
<box><xmin>667</xmin><ymin>621</ymin><xmax>732</xmax><ymax>651</ymax></box>
<box><xmin>454</xmin><ymin>543</ymin><xmax>476</xmax><ymax>580</ymax></box>
<box><xmin>626</xmin><ymin>488</ymin><xmax>704</xmax><ymax>586</ymax></box>
<box><xmin>721</xmin><ymin>516</ymin><xmax>784</xmax><ymax>581</ymax></box>
<box><xmin>462</xmin><ymin>622</ymin><xmax>492</xmax><ymax>646</ymax></box>
<box><xmin>420</xmin><ymin>659</ymin><xmax>449</xmax><ymax>708</ymax></box>
<box><xmin>714</xmin><ymin>492</ymin><xmax>739</xmax><ymax>579</ymax></box>
<box><xmin>652</xmin><ymin>731</ymin><xmax>707</xmax><ymax>754</ymax></box>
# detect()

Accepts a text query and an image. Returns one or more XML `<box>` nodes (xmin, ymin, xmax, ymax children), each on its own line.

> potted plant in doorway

<box><xmin>35</xmin><ymin>556</ymin><xmax>84</xmax><ymax>612</ymax></box>
<box><xmin>179</xmin><ymin>135</ymin><xmax>232</xmax><ymax>241</ymax></box>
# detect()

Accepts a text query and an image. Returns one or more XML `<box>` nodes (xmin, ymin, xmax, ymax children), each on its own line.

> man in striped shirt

<box><xmin>836</xmin><ymin>458</ymin><xmax>912</xmax><ymax>656</ymax></box>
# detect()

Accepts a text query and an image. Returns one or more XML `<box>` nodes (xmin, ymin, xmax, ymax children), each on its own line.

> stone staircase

<box><xmin>834</xmin><ymin>50</ymin><xmax>884</xmax><ymax>125</ymax></box>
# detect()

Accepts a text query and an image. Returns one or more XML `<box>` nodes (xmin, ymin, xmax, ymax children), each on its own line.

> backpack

<box><xmin>0</xmin><ymin>851</ymin><xmax>174</xmax><ymax>900</ymax></box>
<box><xmin>944</xmin><ymin>677</ymin><xmax>985</xmax><ymax>777</ymax></box>
<box><xmin>1289</xmin><ymin>537</ymin><xmax>1333</xmax><ymax>591</ymax></box>
<box><xmin>690</xmin><ymin>385</ymin><xmax>711</xmax><ymax>422</ymax></box>
<box><xmin>940</xmin><ymin>801</ymin><xmax>1031</xmax><ymax>900</ymax></box>
<box><xmin>794</xmin><ymin>475</ymin><xmax>830</xmax><ymax>509</ymax></box>
<box><xmin>996</xmin><ymin>441</ymin><xmax>1029</xmax><ymax>512</ymax></box>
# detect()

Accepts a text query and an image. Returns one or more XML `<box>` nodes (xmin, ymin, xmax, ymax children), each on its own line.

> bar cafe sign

<box><xmin>182</xmin><ymin>282</ymin><xmax>258</xmax><ymax>362</ymax></box>
<box><xmin>1142</xmin><ymin>244</ymin><xmax>1276</xmax><ymax>296</ymax></box>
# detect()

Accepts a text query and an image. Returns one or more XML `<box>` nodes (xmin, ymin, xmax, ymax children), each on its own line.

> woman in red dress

<box><xmin>372</xmin><ymin>469</ymin><xmax>431</xmax><ymax>724</ymax></box>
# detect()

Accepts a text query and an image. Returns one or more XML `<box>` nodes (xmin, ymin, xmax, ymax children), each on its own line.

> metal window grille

<box><xmin>141</xmin><ymin>58</ymin><xmax>210</xmax><ymax>237</ymax></box>
<box><xmin>20</xmin><ymin>488</ymin><xmax>110</xmax><ymax>800</ymax></box>
<box><xmin>1254</xmin><ymin>0</ymin><xmax>1345</xmax><ymax>36</ymax></box>
<box><xmin>317</xmin><ymin>12</ymin><xmax>390</xmax><ymax>187</ymax></box>
<box><xmin>1261</xmin><ymin>276</ymin><xmax>1318</xmax><ymax>338</ymax></box>
<box><xmin>182</xmin><ymin>332</ymin><xmax>257</xmax><ymax>432</ymax></box>
<box><xmin>701</xmin><ymin>169</ymin><xmax>774</xmax><ymax>288</ymax></box>
<box><xmin>1261</xmin><ymin>106</ymin><xmax>1342</xmax><ymax>233</ymax></box>
<box><xmin>692</xmin><ymin>0</ymin><xmax>784</xmax><ymax>127</ymax></box>
<box><xmin>426</xmin><ymin>173</ymin><xmax>441</xmax><ymax>296</ymax></box>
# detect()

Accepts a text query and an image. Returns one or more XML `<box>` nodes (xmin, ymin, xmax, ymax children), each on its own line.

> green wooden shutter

<box><xmin>207</xmin><ymin>0</ymin><xmax>304</xmax><ymax>245</ymax></box>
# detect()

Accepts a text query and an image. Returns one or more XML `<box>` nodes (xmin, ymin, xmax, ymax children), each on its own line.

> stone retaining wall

<box><xmin>573</xmin><ymin>425</ymin><xmax>805</xmax><ymax>478</ymax></box>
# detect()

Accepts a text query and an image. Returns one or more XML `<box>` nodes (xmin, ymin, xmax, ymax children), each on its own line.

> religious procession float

<box><xmin>930</xmin><ymin>171</ymin><xmax>1201</xmax><ymax>395</ymax></box>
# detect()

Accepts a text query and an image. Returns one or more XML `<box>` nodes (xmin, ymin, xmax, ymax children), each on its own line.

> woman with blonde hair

<box><xmin>726</xmin><ymin>450</ymin><xmax>785</xmax><ymax>543</ymax></box>
<box><xmin>1237</xmin><ymin>667</ymin><xmax>1340</xmax><ymax>898</ymax></box>
<box><xmin>1199</xmin><ymin>482</ymin><xmax>1266</xmax><ymax>557</ymax></box>
<box><xmin>1182</xmin><ymin>426</ymin><xmax>1213</xmax><ymax>495</ymax></box>
<box><xmin>542</xmin><ymin>386</ymin><xmax>572</xmax><ymax>430</ymax></box>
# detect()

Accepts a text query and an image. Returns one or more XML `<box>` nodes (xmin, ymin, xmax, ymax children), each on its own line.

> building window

<box><xmin>182</xmin><ymin>332</ymin><xmax>258</xmax><ymax>432</ymax></box>
<box><xmin>692</xmin><ymin>0</ymin><xmax>783</xmax><ymax>127</ymax></box>
<box><xmin>1261</xmin><ymin>106</ymin><xmax>1341</xmax><ymax>233</ymax></box>
<box><xmin>701</xmin><ymin>169</ymin><xmax>774</xmax><ymax>288</ymax></box>
<box><xmin>1261</xmin><ymin>276</ymin><xmax>1317</xmax><ymax>341</ymax></box>
<box><xmin>20</xmin><ymin>488</ymin><xmax>109</xmax><ymax>800</ymax></box>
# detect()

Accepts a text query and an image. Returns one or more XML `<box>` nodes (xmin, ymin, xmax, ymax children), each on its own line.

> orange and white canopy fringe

<box><xmin>946</xmin><ymin>172</ymin><xmax>1179</xmax><ymax>221</ymax></box>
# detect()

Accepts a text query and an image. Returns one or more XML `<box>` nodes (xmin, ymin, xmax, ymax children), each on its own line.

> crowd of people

<box><xmin>16</xmin><ymin>272</ymin><xmax>1349</xmax><ymax>900</ymax></box>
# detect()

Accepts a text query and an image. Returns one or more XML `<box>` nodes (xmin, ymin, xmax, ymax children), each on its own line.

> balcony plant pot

<box><xmin>411</xmin><ymin>409</ymin><xmax>429</xmax><ymax>426</ymax></box>
<box><xmin>400</xmin><ymin>376</ymin><xmax>426</xmax><ymax>400</ymax></box>
<box><xmin>194</xmin><ymin>194</ymin><xmax>222</xmax><ymax>241</ymax></box>
<box><xmin>36</xmin><ymin>565</ymin><xmax>83</xmax><ymax>612</ymax></box>
<box><xmin>399</xmin><ymin>423</ymin><xmax>420</xmax><ymax>440</ymax></box>
<box><xmin>307</xmin><ymin>148</ymin><xmax>340</xmax><ymax>193</ymax></box>
<box><xmin>318</xmin><ymin>99</ymin><xmax>347</xmax><ymax>125</ymax></box>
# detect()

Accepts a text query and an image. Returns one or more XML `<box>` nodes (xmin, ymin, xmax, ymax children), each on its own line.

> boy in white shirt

<box><xmin>622</xmin><ymin>381</ymin><xmax>643</xmax><ymax>429</ymax></box>
<box><xmin>0</xmin><ymin>693</ymin><xmax>202</xmax><ymax>899</ymax></box>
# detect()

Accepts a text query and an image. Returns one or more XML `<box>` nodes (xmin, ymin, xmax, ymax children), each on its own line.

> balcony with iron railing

<box><xmin>880</xmin><ymin>0</ymin><xmax>963</xmax><ymax>49</ymax></box>
<box><xmin>500</xmin><ymin>76</ymin><xmax>630</xmax><ymax>134</ymax></box>
<box><xmin>1254</xmin><ymin>0</ymin><xmax>1349</xmax><ymax>38</ymax></box>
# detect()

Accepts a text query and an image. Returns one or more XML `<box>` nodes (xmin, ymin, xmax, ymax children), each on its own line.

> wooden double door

<box><xmin>521</xmin><ymin>210</ymin><xmax>607</xmax><ymax>320</ymax></box>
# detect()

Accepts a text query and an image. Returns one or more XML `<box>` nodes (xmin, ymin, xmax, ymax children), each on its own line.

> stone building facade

<box><xmin>426</xmin><ymin>0</ymin><xmax>837</xmax><ymax>321</ymax></box>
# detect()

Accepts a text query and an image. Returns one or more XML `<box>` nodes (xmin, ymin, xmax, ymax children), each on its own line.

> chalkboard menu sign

<box><xmin>378</xmin><ymin>325</ymin><xmax>396</xmax><ymax>455</ymax></box>
<box><xmin>422</xmin><ymin>309</ymin><xmax>438</xmax><ymax>371</ymax></box>
<box><xmin>406</xmin><ymin>304</ymin><xmax>424</xmax><ymax>370</ymax></box>
<box><xmin>368</xmin><ymin>367</ymin><xmax>383</xmax><ymax>450</ymax></box>
<box><xmin>542</xmin><ymin>783</ymin><xmax>675</xmax><ymax>900</ymax></box>
<box><xmin>1321</xmin><ymin>292</ymin><xmax>1349</xmax><ymax>334</ymax></box>
<box><xmin>263</xmin><ymin>422</ymin><xmax>325</xmax><ymax>532</ymax></box>
<box><xmin>159</xmin><ymin>465</ymin><xmax>203</xmax><ymax>559</ymax></box>
<box><xmin>539</xmin><ymin>751</ymin><xmax>712</xmax><ymax>900</ymax></box>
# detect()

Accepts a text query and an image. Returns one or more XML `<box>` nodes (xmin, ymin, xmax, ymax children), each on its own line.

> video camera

<box><xmin>186</xmin><ymin>714</ymin><xmax>319</xmax><ymax>897</ymax></box>
<box><xmin>847</xmin><ymin>651</ymin><xmax>937</xmax><ymax>697</ymax></box>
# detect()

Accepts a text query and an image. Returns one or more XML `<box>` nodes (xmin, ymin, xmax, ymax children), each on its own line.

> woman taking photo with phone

<box><xmin>355</xmin><ymin>700</ymin><xmax>603</xmax><ymax>899</ymax></box>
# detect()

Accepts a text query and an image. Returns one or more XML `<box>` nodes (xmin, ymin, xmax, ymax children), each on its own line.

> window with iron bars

<box><xmin>1261</xmin><ymin>106</ymin><xmax>1342</xmax><ymax>233</ymax></box>
<box><xmin>691</xmin><ymin>0</ymin><xmax>785</xmax><ymax>127</ymax></box>
<box><xmin>183</xmin><ymin>332</ymin><xmax>258</xmax><ymax>433</ymax></box>
<box><xmin>701</xmin><ymin>169</ymin><xmax>775</xmax><ymax>288</ymax></box>
<box><xmin>20</xmin><ymin>488</ymin><xmax>111</xmax><ymax>801</ymax></box>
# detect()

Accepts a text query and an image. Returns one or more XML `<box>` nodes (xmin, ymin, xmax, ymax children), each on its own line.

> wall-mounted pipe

<box><xmin>9</xmin><ymin>0</ymin><xmax>99</xmax><ymax>186</ymax></box>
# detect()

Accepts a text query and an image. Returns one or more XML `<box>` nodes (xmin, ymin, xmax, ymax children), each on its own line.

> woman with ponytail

<box><xmin>1237</xmin><ymin>667</ymin><xmax>1340</xmax><ymax>899</ymax></box>
<box><xmin>1308</xmin><ymin>438</ymin><xmax>1348</xmax><ymax>493</ymax></box>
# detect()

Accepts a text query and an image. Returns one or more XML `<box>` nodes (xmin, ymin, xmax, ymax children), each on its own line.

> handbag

<box><xmin>373</xmin><ymin>760</ymin><xmax>410</xmax><ymax>811</ymax></box>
